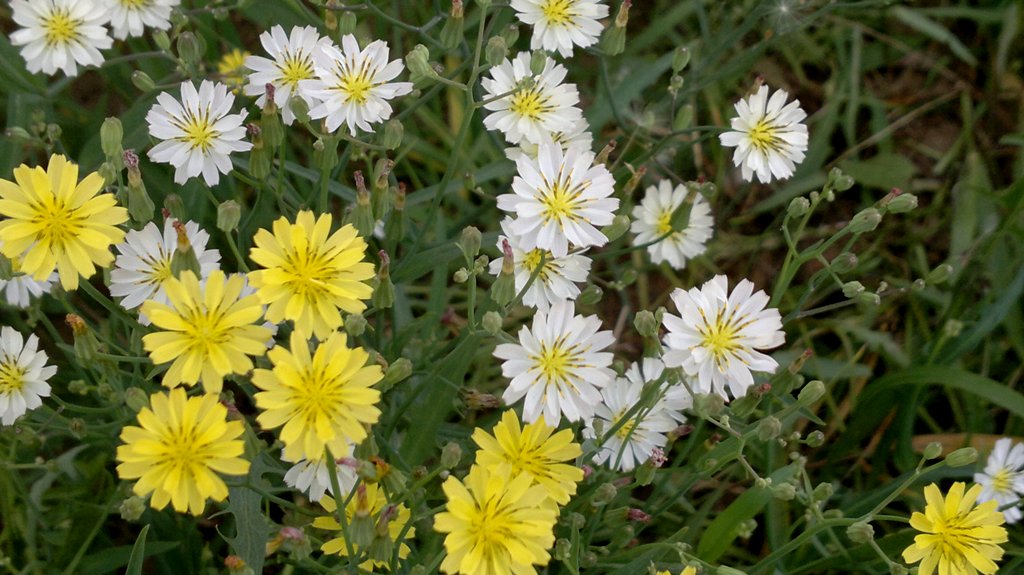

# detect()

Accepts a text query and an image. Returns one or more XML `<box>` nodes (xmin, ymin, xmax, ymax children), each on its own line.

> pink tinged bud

<box><xmin>626</xmin><ymin>508</ymin><xmax>651</xmax><ymax>523</ymax></box>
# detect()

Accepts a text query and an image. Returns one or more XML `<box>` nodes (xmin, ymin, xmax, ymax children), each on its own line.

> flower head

<box><xmin>497</xmin><ymin>141</ymin><xmax>618</xmax><ymax>258</ymax></box>
<box><xmin>631</xmin><ymin>180</ymin><xmax>714</xmax><ymax>269</ymax></box>
<box><xmin>116</xmin><ymin>388</ymin><xmax>250</xmax><ymax>515</ymax></box>
<box><xmin>583</xmin><ymin>358</ymin><xmax>681</xmax><ymax>472</ymax></box>
<box><xmin>103</xmin><ymin>0</ymin><xmax>178</xmax><ymax>40</ymax></box>
<box><xmin>505</xmin><ymin>116</ymin><xmax>593</xmax><ymax>163</ymax></box>
<box><xmin>719</xmin><ymin>85</ymin><xmax>808</xmax><ymax>184</ymax></box>
<box><xmin>301</xmin><ymin>34</ymin><xmax>413</xmax><ymax>135</ymax></box>
<box><xmin>974</xmin><ymin>438</ymin><xmax>1024</xmax><ymax>523</ymax></box>
<box><xmin>482</xmin><ymin>52</ymin><xmax>583</xmax><ymax>145</ymax></box>
<box><xmin>248</xmin><ymin>211</ymin><xmax>375</xmax><ymax>340</ymax></box>
<box><xmin>146</xmin><ymin>80</ymin><xmax>253</xmax><ymax>186</ymax></box>
<box><xmin>510</xmin><ymin>0</ymin><xmax>609</xmax><ymax>58</ymax></box>
<box><xmin>494</xmin><ymin>300</ymin><xmax>615</xmax><ymax>424</ymax></box>
<box><xmin>488</xmin><ymin>218</ymin><xmax>591</xmax><ymax>311</ymax></box>
<box><xmin>0</xmin><ymin>259</ymin><xmax>56</xmax><ymax>308</ymax></box>
<box><xmin>10</xmin><ymin>0</ymin><xmax>112</xmax><ymax>76</ymax></box>
<box><xmin>110</xmin><ymin>219</ymin><xmax>221</xmax><ymax>319</ymax></box>
<box><xmin>662</xmin><ymin>275</ymin><xmax>784</xmax><ymax>400</ymax></box>
<box><xmin>244</xmin><ymin>25</ymin><xmax>333</xmax><ymax>125</ymax></box>
<box><xmin>473</xmin><ymin>410</ymin><xmax>583</xmax><ymax>504</ymax></box>
<box><xmin>0</xmin><ymin>154</ymin><xmax>128</xmax><ymax>291</ymax></box>
<box><xmin>252</xmin><ymin>332</ymin><xmax>383</xmax><ymax>462</ymax></box>
<box><xmin>902</xmin><ymin>482</ymin><xmax>1008</xmax><ymax>575</ymax></box>
<box><xmin>0</xmin><ymin>327</ymin><xmax>56</xmax><ymax>426</ymax></box>
<box><xmin>314</xmin><ymin>483</ymin><xmax>414</xmax><ymax>569</ymax></box>
<box><xmin>283</xmin><ymin>453</ymin><xmax>357</xmax><ymax>502</ymax></box>
<box><xmin>435</xmin><ymin>465</ymin><xmax>558</xmax><ymax>575</ymax></box>
<box><xmin>217</xmin><ymin>48</ymin><xmax>250</xmax><ymax>93</ymax></box>
<box><xmin>141</xmin><ymin>270</ymin><xmax>272</xmax><ymax>394</ymax></box>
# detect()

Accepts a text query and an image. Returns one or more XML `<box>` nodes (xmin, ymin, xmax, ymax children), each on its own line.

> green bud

<box><xmin>601</xmin><ymin>22</ymin><xmax>626</xmax><ymax>57</ymax></box>
<box><xmin>481</xmin><ymin>311</ymin><xmax>503</xmax><ymax>336</ymax></box>
<box><xmin>634</xmin><ymin>459</ymin><xmax>658</xmax><ymax>486</ymax></box>
<box><xmin>153</xmin><ymin>30</ymin><xmax>171</xmax><ymax>51</ymax></box>
<box><xmin>373</xmin><ymin>252</ymin><xmax>395</xmax><ymax>310</ymax></box>
<box><xmin>922</xmin><ymin>441</ymin><xmax>943</xmax><ymax>461</ymax></box>
<box><xmin>845</xmin><ymin>520</ymin><xmax>874</xmax><ymax>545</ymax></box>
<box><xmin>176</xmin><ymin>31</ymin><xmax>203</xmax><ymax>70</ymax></box>
<box><xmin>440</xmin><ymin>442</ymin><xmax>462</xmax><ymax>469</ymax></box>
<box><xmin>458</xmin><ymin>226</ymin><xmax>482</xmax><ymax>263</ymax></box>
<box><xmin>123</xmin><ymin>387</ymin><xmax>149</xmax><ymax>412</ymax></box>
<box><xmin>486</xmin><ymin>36</ymin><xmax>508</xmax><ymax>67</ymax></box>
<box><xmin>66</xmin><ymin>314</ymin><xmax>101</xmax><ymax>365</ymax></box>
<box><xmin>798</xmin><ymin>380</ymin><xmax>825</xmax><ymax>406</ymax></box>
<box><xmin>672</xmin><ymin>104</ymin><xmax>693</xmax><ymax>131</ymax></box>
<box><xmin>578</xmin><ymin>284</ymin><xmax>603</xmax><ymax>305</ymax></box>
<box><xmin>406</xmin><ymin>45</ymin><xmax>436</xmax><ymax>81</ymax></box>
<box><xmin>100</xmin><ymin>117</ymin><xmax>124</xmax><ymax>160</ymax></box>
<box><xmin>126</xmin><ymin>174</ymin><xmax>155</xmax><ymax>224</ymax></box>
<box><xmin>500</xmin><ymin>23</ymin><xmax>520</xmax><ymax>46</ymax></box>
<box><xmin>828</xmin><ymin>167</ymin><xmax>855</xmax><ymax>192</ymax></box>
<box><xmin>352</xmin><ymin>173</ymin><xmax>376</xmax><ymax>238</ymax></box>
<box><xmin>338</xmin><ymin>11</ymin><xmax>357</xmax><ymax>35</ymax></box>
<box><xmin>858</xmin><ymin>291</ymin><xmax>881</xmax><ymax>305</ymax></box>
<box><xmin>553</xmin><ymin>539</ymin><xmax>572</xmax><ymax>562</ymax></box>
<box><xmin>453</xmin><ymin>268</ymin><xmax>469</xmax><ymax>283</ymax></box>
<box><xmin>344</xmin><ymin>314</ymin><xmax>368</xmax><ymax>337</ymax></box>
<box><xmin>169</xmin><ymin>221</ymin><xmax>202</xmax><ymax>278</ymax></box>
<box><xmin>217</xmin><ymin>200</ymin><xmax>242</xmax><ymax>233</ymax></box>
<box><xmin>348</xmin><ymin>512</ymin><xmax>375</xmax><ymax>548</ymax></box>
<box><xmin>634</xmin><ymin>310</ymin><xmax>659</xmax><ymax>338</ymax></box>
<box><xmin>119</xmin><ymin>495</ymin><xmax>148</xmax><ymax>522</ymax></box>
<box><xmin>68</xmin><ymin>379</ymin><xmax>89</xmax><ymax>396</ymax></box>
<box><xmin>831</xmin><ymin>252</ymin><xmax>858</xmax><ymax>274</ymax></box>
<box><xmin>580</xmin><ymin>551</ymin><xmax>598</xmax><ymax>568</ymax></box>
<box><xmin>942</xmin><ymin>319</ymin><xmax>964</xmax><ymax>338</ymax></box>
<box><xmin>529</xmin><ymin>51</ymin><xmax>548</xmax><ymax>76</ymax></box>
<box><xmin>944</xmin><ymin>447</ymin><xmax>977</xmax><ymax>468</ymax></box>
<box><xmin>756</xmin><ymin>416</ymin><xmax>782</xmax><ymax>441</ymax></box>
<box><xmin>886</xmin><ymin>191</ymin><xmax>918</xmax><ymax>213</ymax></box>
<box><xmin>787</xmin><ymin>197</ymin><xmax>810</xmax><ymax>218</ymax></box>
<box><xmin>812</xmin><ymin>482</ymin><xmax>833</xmax><ymax>502</ymax></box>
<box><xmin>693</xmin><ymin>392</ymin><xmax>725</xmax><ymax>418</ymax></box>
<box><xmin>5</xmin><ymin>126</ymin><xmax>33</xmax><ymax>143</ymax></box>
<box><xmin>926</xmin><ymin>263</ymin><xmax>953</xmax><ymax>285</ymax></box>
<box><xmin>771</xmin><ymin>483</ymin><xmax>796</xmax><ymax>501</ymax></box>
<box><xmin>842</xmin><ymin>281</ymin><xmax>865</xmax><ymax>299</ymax></box>
<box><xmin>367</xmin><ymin>531</ymin><xmax>394</xmax><ymax>564</ymax></box>
<box><xmin>381</xmin><ymin>119</ymin><xmax>404</xmax><ymax>150</ymax></box>
<box><xmin>68</xmin><ymin>417</ymin><xmax>86</xmax><ymax>438</ymax></box>
<box><xmin>591</xmin><ymin>482</ymin><xmax>617</xmax><ymax>506</ymax></box>
<box><xmin>0</xmin><ymin>256</ymin><xmax>13</xmax><ymax>281</ymax></box>
<box><xmin>131</xmin><ymin>70</ymin><xmax>156</xmax><ymax>92</ymax></box>
<box><xmin>313</xmin><ymin>136</ymin><xmax>339</xmax><ymax>175</ymax></box>
<box><xmin>805</xmin><ymin>430</ymin><xmax>825</xmax><ymax>448</ymax></box>
<box><xmin>380</xmin><ymin>358</ymin><xmax>412</xmax><ymax>391</ymax></box>
<box><xmin>848</xmin><ymin>207</ymin><xmax>882</xmax><ymax>233</ymax></box>
<box><xmin>889</xmin><ymin>564</ymin><xmax>909</xmax><ymax>575</ymax></box>
<box><xmin>164</xmin><ymin>194</ymin><xmax>186</xmax><ymax>221</ymax></box>
<box><xmin>672</xmin><ymin>46</ymin><xmax>691</xmax><ymax>72</ymax></box>
<box><xmin>98</xmin><ymin>162</ymin><xmax>119</xmax><ymax>186</ymax></box>
<box><xmin>440</xmin><ymin>0</ymin><xmax>465</xmax><ymax>50</ymax></box>
<box><xmin>602</xmin><ymin>214</ymin><xmax>631</xmax><ymax>243</ymax></box>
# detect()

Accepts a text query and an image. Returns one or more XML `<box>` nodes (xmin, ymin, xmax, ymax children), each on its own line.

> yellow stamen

<box><xmin>278</xmin><ymin>53</ymin><xmax>314</xmax><ymax>87</ymax></box>
<box><xmin>509</xmin><ymin>90</ymin><xmax>551</xmax><ymax>120</ymax></box>
<box><xmin>0</xmin><ymin>361</ymin><xmax>26</xmax><ymax>394</ymax></box>
<box><xmin>42</xmin><ymin>9</ymin><xmax>79</xmax><ymax>46</ymax></box>
<box><xmin>541</xmin><ymin>0</ymin><xmax>574</xmax><ymax>25</ymax></box>
<box><xmin>539</xmin><ymin>180</ymin><xmax>586</xmax><ymax>224</ymax></box>
<box><xmin>748</xmin><ymin>119</ymin><xmax>779</xmax><ymax>152</ymax></box>
<box><xmin>175</xmin><ymin>111</ymin><xmax>218</xmax><ymax>152</ymax></box>
<box><xmin>335</xmin><ymin>65</ymin><xmax>374</xmax><ymax>104</ymax></box>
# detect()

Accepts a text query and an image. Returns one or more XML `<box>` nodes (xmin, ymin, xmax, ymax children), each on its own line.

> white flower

<box><xmin>482</xmin><ymin>52</ymin><xmax>583</xmax><ymax>145</ymax></box>
<box><xmin>300</xmin><ymin>34</ymin><xmax>413</xmax><ymax>135</ymax></box>
<box><xmin>244</xmin><ymin>25</ymin><xmax>333</xmax><ymax>125</ymax></box>
<box><xmin>719</xmin><ymin>85</ymin><xmax>809</xmax><ymax>184</ymax></box>
<box><xmin>0</xmin><ymin>326</ymin><xmax>56</xmax><ymax>426</ymax></box>
<box><xmin>0</xmin><ymin>258</ymin><xmax>56</xmax><ymax>308</ymax></box>
<box><xmin>583</xmin><ymin>358</ymin><xmax>681</xmax><ymax>472</ymax></box>
<box><xmin>10</xmin><ymin>0</ymin><xmax>113</xmax><ymax>77</ymax></box>
<box><xmin>488</xmin><ymin>218</ymin><xmax>592</xmax><ymax>311</ymax></box>
<box><xmin>102</xmin><ymin>0</ymin><xmax>178</xmax><ymax>40</ymax></box>
<box><xmin>497</xmin><ymin>141</ymin><xmax>618</xmax><ymax>258</ymax></box>
<box><xmin>630</xmin><ymin>180</ymin><xmax>714</xmax><ymax>269</ymax></box>
<box><xmin>283</xmin><ymin>455</ymin><xmax>358</xmax><ymax>502</ymax></box>
<box><xmin>146</xmin><ymin>80</ymin><xmax>253</xmax><ymax>186</ymax></box>
<box><xmin>974</xmin><ymin>438</ymin><xmax>1024</xmax><ymax>524</ymax></box>
<box><xmin>505</xmin><ymin>116</ymin><xmax>593</xmax><ymax>163</ymax></box>
<box><xmin>493</xmin><ymin>300</ymin><xmax>615</xmax><ymax>424</ymax></box>
<box><xmin>109</xmin><ymin>219</ymin><xmax>221</xmax><ymax>321</ymax></box>
<box><xmin>510</xmin><ymin>0</ymin><xmax>609</xmax><ymax>58</ymax></box>
<box><xmin>662</xmin><ymin>275</ymin><xmax>785</xmax><ymax>400</ymax></box>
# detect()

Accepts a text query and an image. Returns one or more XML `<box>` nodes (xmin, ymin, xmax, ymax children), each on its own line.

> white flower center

<box><xmin>700</xmin><ymin>311</ymin><xmax>742</xmax><ymax>364</ymax></box>
<box><xmin>533</xmin><ymin>340</ymin><xmax>579</xmax><ymax>383</ymax></box>
<box><xmin>42</xmin><ymin>8</ymin><xmax>80</xmax><ymax>46</ymax></box>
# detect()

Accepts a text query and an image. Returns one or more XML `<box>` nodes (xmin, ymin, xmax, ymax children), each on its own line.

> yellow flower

<box><xmin>252</xmin><ymin>331</ymin><xmax>382</xmax><ymax>462</ymax></box>
<box><xmin>902</xmin><ymin>482</ymin><xmax>1008</xmax><ymax>575</ymax></box>
<box><xmin>218</xmin><ymin>48</ymin><xmax>250</xmax><ymax>93</ymax></box>
<box><xmin>0</xmin><ymin>154</ymin><xmax>127</xmax><ymax>290</ymax></box>
<box><xmin>248</xmin><ymin>211</ymin><xmax>375</xmax><ymax>339</ymax></box>
<box><xmin>435</xmin><ymin>465</ymin><xmax>558</xmax><ymax>575</ymax></box>
<box><xmin>472</xmin><ymin>410</ymin><xmax>583</xmax><ymax>505</ymax></box>
<box><xmin>314</xmin><ymin>482</ymin><xmax>415</xmax><ymax>570</ymax></box>
<box><xmin>115</xmin><ymin>388</ymin><xmax>250</xmax><ymax>515</ymax></box>
<box><xmin>141</xmin><ymin>270</ymin><xmax>272</xmax><ymax>394</ymax></box>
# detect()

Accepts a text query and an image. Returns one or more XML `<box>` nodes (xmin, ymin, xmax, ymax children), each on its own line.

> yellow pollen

<box><xmin>613</xmin><ymin>411</ymin><xmax>639</xmax><ymax>439</ymax></box>
<box><xmin>522</xmin><ymin>249</ymin><xmax>551</xmax><ymax>280</ymax></box>
<box><xmin>337</xmin><ymin>69</ymin><xmax>374</xmax><ymax>104</ymax></box>
<box><xmin>748</xmin><ymin>119</ymin><xmax>779</xmax><ymax>152</ymax></box>
<box><xmin>701</xmin><ymin>312</ymin><xmax>740</xmax><ymax>362</ymax></box>
<box><xmin>0</xmin><ymin>360</ymin><xmax>26</xmax><ymax>394</ymax></box>
<box><xmin>144</xmin><ymin>258</ymin><xmax>174</xmax><ymax>285</ymax></box>
<box><xmin>278</xmin><ymin>54</ymin><xmax>314</xmax><ymax>87</ymax></box>
<box><xmin>992</xmin><ymin>468</ymin><xmax>1015</xmax><ymax>493</ymax></box>
<box><xmin>32</xmin><ymin>195</ymin><xmax>84</xmax><ymax>250</ymax></box>
<box><xmin>184</xmin><ymin>309</ymin><xmax>230</xmax><ymax>350</ymax></box>
<box><xmin>42</xmin><ymin>9</ymin><xmax>79</xmax><ymax>46</ymax></box>
<box><xmin>656</xmin><ymin>210</ymin><xmax>675</xmax><ymax>236</ymax></box>
<box><xmin>534</xmin><ymin>342</ymin><xmax>577</xmax><ymax>383</ymax></box>
<box><xmin>539</xmin><ymin>181</ymin><xmax>584</xmax><ymax>224</ymax></box>
<box><xmin>541</xmin><ymin>0</ymin><xmax>574</xmax><ymax>25</ymax></box>
<box><xmin>509</xmin><ymin>90</ymin><xmax>550</xmax><ymax>120</ymax></box>
<box><xmin>176</xmin><ymin>112</ymin><xmax>218</xmax><ymax>152</ymax></box>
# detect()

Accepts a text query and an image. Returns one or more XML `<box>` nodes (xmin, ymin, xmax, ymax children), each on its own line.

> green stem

<box><xmin>60</xmin><ymin>488</ymin><xmax>118</xmax><ymax>575</ymax></box>
<box><xmin>324</xmin><ymin>447</ymin><xmax>358</xmax><ymax>566</ymax></box>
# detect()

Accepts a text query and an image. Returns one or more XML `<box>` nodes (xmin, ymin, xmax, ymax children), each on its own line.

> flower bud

<box><xmin>124</xmin><ymin>387</ymin><xmax>149</xmax><ymax>412</ymax></box>
<box><xmin>440</xmin><ymin>442</ymin><xmax>462</xmax><ymax>469</ymax></box>
<box><xmin>755</xmin><ymin>416</ymin><xmax>782</xmax><ymax>441</ymax></box>
<box><xmin>500</xmin><ymin>23</ymin><xmax>520</xmax><ymax>46</ymax></box>
<box><xmin>481</xmin><ymin>311</ymin><xmax>503</xmax><ymax>335</ymax></box>
<box><xmin>634</xmin><ymin>310</ymin><xmax>659</xmax><ymax>338</ymax></box>
<box><xmin>926</xmin><ymin>263</ymin><xmax>953</xmax><ymax>285</ymax></box>
<box><xmin>458</xmin><ymin>226</ymin><xmax>482</xmax><ymax>263</ymax></box>
<box><xmin>578</xmin><ymin>284</ymin><xmax>603</xmax><ymax>305</ymax></box>
<box><xmin>693</xmin><ymin>392</ymin><xmax>725</xmax><ymax>418</ymax></box>
<box><xmin>131</xmin><ymin>70</ymin><xmax>156</xmax><ymax>92</ymax></box>
<box><xmin>440</xmin><ymin>1</ymin><xmax>465</xmax><ymax>50</ymax></box>
<box><xmin>922</xmin><ymin>441</ymin><xmax>943</xmax><ymax>461</ymax></box>
<box><xmin>170</xmin><ymin>220</ymin><xmax>201</xmax><ymax>278</ymax></box>
<box><xmin>373</xmin><ymin>251</ymin><xmax>395</xmax><ymax>310</ymax></box>
<box><xmin>98</xmin><ymin>162</ymin><xmax>119</xmax><ymax>186</ymax></box>
<box><xmin>672</xmin><ymin>104</ymin><xmax>693</xmax><ymax>131</ymax></box>
<box><xmin>601</xmin><ymin>0</ymin><xmax>630</xmax><ymax>56</ymax></box>
<box><xmin>119</xmin><ymin>495</ymin><xmax>147</xmax><ymax>522</ymax></box>
<box><xmin>490</xmin><ymin>239</ymin><xmax>516</xmax><ymax>306</ymax></box>
<box><xmin>845</xmin><ymin>520</ymin><xmax>874</xmax><ymax>545</ymax></box>
<box><xmin>787</xmin><ymin>197</ymin><xmax>810</xmax><ymax>218</ymax></box>
<box><xmin>885</xmin><ymin>191</ymin><xmax>918</xmax><ymax>213</ymax></box>
<box><xmin>591</xmin><ymin>482</ymin><xmax>617</xmax><ymax>506</ymax></box>
<box><xmin>217</xmin><ymin>200</ymin><xmax>241</xmax><ymax>233</ymax></box>
<box><xmin>944</xmin><ymin>447</ymin><xmax>977</xmax><ymax>468</ymax></box>
<box><xmin>595</xmin><ymin>139</ymin><xmax>617</xmax><ymax>165</ymax></box>
<box><xmin>812</xmin><ymin>482</ymin><xmax>833</xmax><ymax>502</ymax></box>
<box><xmin>805</xmin><ymin>430</ymin><xmax>825</xmax><ymax>448</ymax></box>
<box><xmin>848</xmin><ymin>207</ymin><xmax>882</xmax><ymax>233</ymax></box>
<box><xmin>352</xmin><ymin>171</ymin><xmax>376</xmax><ymax>238</ymax></box>
<box><xmin>164</xmin><ymin>194</ymin><xmax>186</xmax><ymax>222</ymax></box>
<box><xmin>381</xmin><ymin>118</ymin><xmax>404</xmax><ymax>150</ymax></box>
<box><xmin>486</xmin><ymin>36</ymin><xmax>508</xmax><ymax>67</ymax></box>
<box><xmin>828</xmin><ymin>167</ymin><xmax>855</xmax><ymax>192</ymax></box>
<box><xmin>100</xmin><ymin>117</ymin><xmax>124</xmax><ymax>160</ymax></box>
<box><xmin>406</xmin><ymin>45</ymin><xmax>436</xmax><ymax>81</ymax></box>
<box><xmin>830</xmin><ymin>252</ymin><xmax>858</xmax><ymax>274</ymax></box>
<box><xmin>344</xmin><ymin>313</ymin><xmax>367</xmax><ymax>337</ymax></box>
<box><xmin>385</xmin><ymin>183</ymin><xmax>407</xmax><ymax>243</ymax></box>
<box><xmin>176</xmin><ymin>31</ymin><xmax>203</xmax><ymax>71</ymax></box>
<box><xmin>453</xmin><ymin>268</ymin><xmax>469</xmax><ymax>283</ymax></box>
<box><xmin>553</xmin><ymin>539</ymin><xmax>572</xmax><ymax>562</ymax></box>
<box><xmin>66</xmin><ymin>314</ymin><xmax>101</xmax><ymax>364</ymax></box>
<box><xmin>380</xmin><ymin>358</ymin><xmax>412</xmax><ymax>391</ymax></box>
<box><xmin>337</xmin><ymin>11</ymin><xmax>357</xmax><ymax>35</ymax></box>
<box><xmin>771</xmin><ymin>482</ymin><xmax>796</xmax><ymax>501</ymax></box>
<box><xmin>602</xmin><ymin>214</ymin><xmax>631</xmax><ymax>243</ymax></box>
<box><xmin>672</xmin><ymin>46</ymin><xmax>691</xmax><ymax>72</ymax></box>
<box><xmin>153</xmin><ymin>30</ymin><xmax>172</xmax><ymax>51</ymax></box>
<box><xmin>797</xmin><ymin>380</ymin><xmax>825</xmax><ymax>406</ymax></box>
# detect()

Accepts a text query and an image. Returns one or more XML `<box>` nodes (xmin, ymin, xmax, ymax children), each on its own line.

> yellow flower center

<box><xmin>0</xmin><ymin>360</ymin><xmax>26</xmax><ymax>394</ymax></box>
<box><xmin>992</xmin><ymin>468</ymin><xmax>1014</xmax><ymax>494</ymax></box>
<box><xmin>533</xmin><ymin>340</ymin><xmax>581</xmax><ymax>384</ymax></box>
<box><xmin>175</xmin><ymin>111</ymin><xmax>218</xmax><ymax>152</ymax></box>
<box><xmin>281</xmin><ymin>249</ymin><xmax>336</xmax><ymax>301</ymax></box>
<box><xmin>539</xmin><ymin>181</ymin><xmax>585</xmax><ymax>224</ymax></box>
<box><xmin>521</xmin><ymin>249</ymin><xmax>551</xmax><ymax>280</ymax></box>
<box><xmin>32</xmin><ymin>196</ymin><xmax>85</xmax><ymax>251</ymax></box>
<box><xmin>613</xmin><ymin>411</ymin><xmax>639</xmax><ymax>439</ymax></box>
<box><xmin>748</xmin><ymin>119</ymin><xmax>779</xmax><ymax>152</ymax></box>
<box><xmin>541</xmin><ymin>0</ymin><xmax>574</xmax><ymax>25</ymax></box>
<box><xmin>336</xmin><ymin>68</ymin><xmax>374</xmax><ymax>104</ymax></box>
<box><xmin>183</xmin><ymin>309</ymin><xmax>231</xmax><ymax>350</ymax></box>
<box><xmin>701</xmin><ymin>312</ymin><xmax>740</xmax><ymax>363</ymax></box>
<box><xmin>278</xmin><ymin>54</ymin><xmax>314</xmax><ymax>87</ymax></box>
<box><xmin>118</xmin><ymin>0</ymin><xmax>149</xmax><ymax>8</ymax></box>
<box><xmin>509</xmin><ymin>90</ymin><xmax>551</xmax><ymax>120</ymax></box>
<box><xmin>656</xmin><ymin>209</ymin><xmax>675</xmax><ymax>236</ymax></box>
<box><xmin>42</xmin><ymin>9</ymin><xmax>79</xmax><ymax>46</ymax></box>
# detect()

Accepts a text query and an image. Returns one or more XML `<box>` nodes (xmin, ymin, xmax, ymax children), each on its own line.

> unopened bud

<box><xmin>601</xmin><ymin>214</ymin><xmax>630</xmax><ymax>243</ymax></box>
<box><xmin>131</xmin><ymin>70</ymin><xmax>156</xmax><ymax>92</ymax></box>
<box><xmin>787</xmin><ymin>197</ymin><xmax>810</xmax><ymax>218</ymax></box>
<box><xmin>672</xmin><ymin>104</ymin><xmax>693</xmax><ymax>131</ymax></box>
<box><xmin>812</xmin><ymin>482</ymin><xmax>833</xmax><ymax>502</ymax></box>
<box><xmin>100</xmin><ymin>117</ymin><xmax>124</xmax><ymax>160</ymax></box>
<box><xmin>771</xmin><ymin>483</ymin><xmax>796</xmax><ymax>501</ymax></box>
<box><xmin>831</xmin><ymin>252</ymin><xmax>858</xmax><ymax>274</ymax></box>
<box><xmin>806</xmin><ymin>430</ymin><xmax>825</xmax><ymax>448</ymax></box>
<box><xmin>591</xmin><ymin>482</ymin><xmax>617</xmax><ymax>506</ymax></box>
<box><xmin>922</xmin><ymin>441</ymin><xmax>943</xmax><ymax>461</ymax></box>
<box><xmin>338</xmin><ymin>11</ymin><xmax>357</xmax><ymax>35</ymax></box>
<box><xmin>885</xmin><ymin>191</ymin><xmax>918</xmax><ymax>213</ymax></box>
<box><xmin>601</xmin><ymin>0</ymin><xmax>630</xmax><ymax>55</ymax></box>
<box><xmin>380</xmin><ymin>358</ymin><xmax>412</xmax><ymax>390</ymax></box>
<box><xmin>217</xmin><ymin>200</ymin><xmax>241</xmax><ymax>232</ymax></box>
<box><xmin>828</xmin><ymin>167</ymin><xmax>855</xmax><ymax>192</ymax></box>
<box><xmin>944</xmin><ymin>447</ymin><xmax>977</xmax><ymax>468</ymax></box>
<box><xmin>481</xmin><ymin>311</ymin><xmax>503</xmax><ymax>335</ymax></box>
<box><xmin>440</xmin><ymin>0</ymin><xmax>465</xmax><ymax>50</ymax></box>
<box><xmin>798</xmin><ymin>380</ymin><xmax>825</xmax><ymax>406</ymax></box>
<box><xmin>926</xmin><ymin>263</ymin><xmax>953</xmax><ymax>285</ymax></box>
<box><xmin>406</xmin><ymin>45</ymin><xmax>436</xmax><ymax>81</ymax></box>
<box><xmin>373</xmin><ymin>251</ymin><xmax>395</xmax><ymax>309</ymax></box>
<box><xmin>382</xmin><ymin>119</ymin><xmax>403</xmax><ymax>150</ymax></box>
<box><xmin>486</xmin><ymin>36</ymin><xmax>508</xmax><ymax>67</ymax></box>
<box><xmin>846</xmin><ymin>521</ymin><xmax>874</xmax><ymax>545</ymax></box>
<box><xmin>123</xmin><ymin>387</ymin><xmax>149</xmax><ymax>413</ymax></box>
<box><xmin>672</xmin><ymin>46</ymin><xmax>691</xmax><ymax>72</ymax></box>
<box><xmin>119</xmin><ymin>495</ymin><xmax>147</xmax><ymax>522</ymax></box>
<box><xmin>176</xmin><ymin>31</ymin><xmax>203</xmax><ymax>70</ymax></box>
<box><xmin>842</xmin><ymin>281</ymin><xmax>865</xmax><ymax>299</ymax></box>
<box><xmin>756</xmin><ymin>416</ymin><xmax>782</xmax><ymax>441</ymax></box>
<box><xmin>164</xmin><ymin>194</ymin><xmax>185</xmax><ymax>222</ymax></box>
<box><xmin>634</xmin><ymin>310</ymin><xmax>659</xmax><ymax>338</ymax></box>
<box><xmin>153</xmin><ymin>30</ymin><xmax>171</xmax><ymax>52</ymax></box>
<box><xmin>848</xmin><ymin>207</ymin><xmax>882</xmax><ymax>233</ymax></box>
<box><xmin>578</xmin><ymin>284</ymin><xmax>603</xmax><ymax>305</ymax></box>
<box><xmin>500</xmin><ymin>23</ymin><xmax>520</xmax><ymax>46</ymax></box>
<box><xmin>344</xmin><ymin>314</ymin><xmax>367</xmax><ymax>337</ymax></box>
<box><xmin>458</xmin><ymin>226</ymin><xmax>482</xmax><ymax>263</ymax></box>
<box><xmin>440</xmin><ymin>442</ymin><xmax>462</xmax><ymax>469</ymax></box>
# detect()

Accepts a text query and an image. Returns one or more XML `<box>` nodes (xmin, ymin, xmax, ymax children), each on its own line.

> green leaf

<box><xmin>891</xmin><ymin>7</ymin><xmax>978</xmax><ymax>66</ymax></box>
<box><xmin>861</xmin><ymin>366</ymin><xmax>1024</xmax><ymax>421</ymax></box>
<box><xmin>840</xmin><ymin>154</ymin><xmax>916</xmax><ymax>191</ymax></box>
<box><xmin>941</xmin><ymin>266</ymin><xmax>1024</xmax><ymax>363</ymax></box>
<box><xmin>125</xmin><ymin>525</ymin><xmax>149</xmax><ymax>575</ymax></box>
